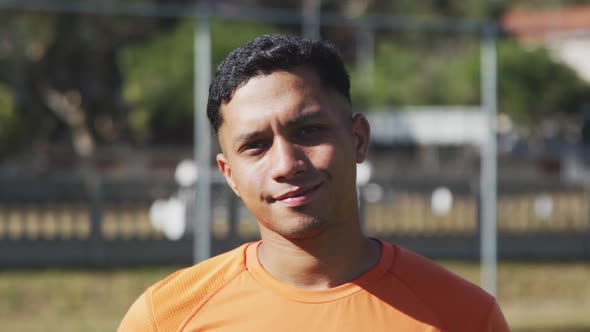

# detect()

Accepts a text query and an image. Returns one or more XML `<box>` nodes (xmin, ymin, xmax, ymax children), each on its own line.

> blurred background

<box><xmin>1</xmin><ymin>0</ymin><xmax>590</xmax><ymax>331</ymax></box>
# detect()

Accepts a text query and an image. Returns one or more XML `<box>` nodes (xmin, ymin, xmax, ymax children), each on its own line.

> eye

<box><xmin>298</xmin><ymin>125</ymin><xmax>324</xmax><ymax>137</ymax></box>
<box><xmin>240</xmin><ymin>140</ymin><xmax>269</xmax><ymax>155</ymax></box>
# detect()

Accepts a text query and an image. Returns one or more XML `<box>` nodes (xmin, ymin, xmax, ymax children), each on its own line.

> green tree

<box><xmin>0</xmin><ymin>6</ymin><xmax>182</xmax><ymax>159</ymax></box>
<box><xmin>350</xmin><ymin>37</ymin><xmax>480</xmax><ymax>109</ymax></box>
<box><xmin>120</xmin><ymin>19</ymin><xmax>281</xmax><ymax>144</ymax></box>
<box><xmin>350</xmin><ymin>35</ymin><xmax>590</xmax><ymax>131</ymax></box>
<box><xmin>0</xmin><ymin>83</ymin><xmax>24</xmax><ymax>159</ymax></box>
<box><xmin>497</xmin><ymin>39</ymin><xmax>590</xmax><ymax>126</ymax></box>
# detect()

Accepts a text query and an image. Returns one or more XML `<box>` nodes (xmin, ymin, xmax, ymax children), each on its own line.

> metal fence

<box><xmin>0</xmin><ymin>3</ymin><xmax>589</xmax><ymax>267</ymax></box>
<box><xmin>363</xmin><ymin>176</ymin><xmax>590</xmax><ymax>260</ymax></box>
<box><xmin>1</xmin><ymin>174</ymin><xmax>589</xmax><ymax>267</ymax></box>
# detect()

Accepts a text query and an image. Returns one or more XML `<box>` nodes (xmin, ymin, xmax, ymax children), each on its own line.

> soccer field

<box><xmin>1</xmin><ymin>261</ymin><xmax>589</xmax><ymax>332</ymax></box>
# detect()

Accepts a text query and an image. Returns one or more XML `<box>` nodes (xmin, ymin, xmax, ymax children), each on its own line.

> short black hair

<box><xmin>206</xmin><ymin>34</ymin><xmax>351</xmax><ymax>134</ymax></box>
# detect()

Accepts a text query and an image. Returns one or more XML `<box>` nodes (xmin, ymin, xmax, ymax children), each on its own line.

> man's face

<box><xmin>216</xmin><ymin>66</ymin><xmax>370</xmax><ymax>240</ymax></box>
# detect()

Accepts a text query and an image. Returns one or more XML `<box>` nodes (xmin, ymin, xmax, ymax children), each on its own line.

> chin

<box><xmin>261</xmin><ymin>216</ymin><xmax>329</xmax><ymax>240</ymax></box>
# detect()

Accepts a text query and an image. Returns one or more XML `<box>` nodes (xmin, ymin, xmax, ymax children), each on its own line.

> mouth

<box><xmin>273</xmin><ymin>182</ymin><xmax>323</xmax><ymax>207</ymax></box>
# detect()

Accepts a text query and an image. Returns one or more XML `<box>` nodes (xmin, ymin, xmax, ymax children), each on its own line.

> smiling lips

<box><xmin>273</xmin><ymin>183</ymin><xmax>322</xmax><ymax>207</ymax></box>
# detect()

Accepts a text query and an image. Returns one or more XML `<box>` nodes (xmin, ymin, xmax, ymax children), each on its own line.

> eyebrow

<box><xmin>284</xmin><ymin>111</ymin><xmax>325</xmax><ymax>127</ymax></box>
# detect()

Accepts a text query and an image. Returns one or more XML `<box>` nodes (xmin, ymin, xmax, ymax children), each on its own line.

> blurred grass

<box><xmin>1</xmin><ymin>261</ymin><xmax>589</xmax><ymax>331</ymax></box>
<box><xmin>0</xmin><ymin>267</ymin><xmax>174</xmax><ymax>332</ymax></box>
<box><xmin>441</xmin><ymin>261</ymin><xmax>590</xmax><ymax>331</ymax></box>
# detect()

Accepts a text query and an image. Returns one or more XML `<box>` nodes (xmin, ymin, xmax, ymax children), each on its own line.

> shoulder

<box><xmin>118</xmin><ymin>243</ymin><xmax>250</xmax><ymax>332</ymax></box>
<box><xmin>391</xmin><ymin>244</ymin><xmax>489</xmax><ymax>301</ymax></box>
<box><xmin>383</xmin><ymin>242</ymin><xmax>507</xmax><ymax>331</ymax></box>
<box><xmin>149</xmin><ymin>243</ymin><xmax>249</xmax><ymax>310</ymax></box>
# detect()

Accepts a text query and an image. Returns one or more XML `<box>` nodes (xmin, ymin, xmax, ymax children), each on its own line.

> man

<box><xmin>118</xmin><ymin>34</ymin><xmax>510</xmax><ymax>331</ymax></box>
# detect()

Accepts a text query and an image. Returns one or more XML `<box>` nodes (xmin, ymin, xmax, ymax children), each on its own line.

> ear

<box><xmin>351</xmin><ymin>113</ymin><xmax>370</xmax><ymax>163</ymax></box>
<box><xmin>216</xmin><ymin>153</ymin><xmax>240</xmax><ymax>197</ymax></box>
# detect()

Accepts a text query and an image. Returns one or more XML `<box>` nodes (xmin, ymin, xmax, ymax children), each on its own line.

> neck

<box><xmin>257</xmin><ymin>223</ymin><xmax>381</xmax><ymax>290</ymax></box>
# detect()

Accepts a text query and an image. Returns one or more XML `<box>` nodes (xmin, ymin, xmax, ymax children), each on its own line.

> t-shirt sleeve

<box><xmin>117</xmin><ymin>291</ymin><xmax>157</xmax><ymax>332</ymax></box>
<box><xmin>485</xmin><ymin>300</ymin><xmax>511</xmax><ymax>332</ymax></box>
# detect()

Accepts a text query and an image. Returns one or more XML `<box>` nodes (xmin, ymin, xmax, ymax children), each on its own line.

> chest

<box><xmin>179</xmin><ymin>278</ymin><xmax>439</xmax><ymax>332</ymax></box>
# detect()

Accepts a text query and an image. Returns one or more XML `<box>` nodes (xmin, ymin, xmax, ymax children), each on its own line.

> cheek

<box><xmin>232</xmin><ymin>163</ymin><xmax>266</xmax><ymax>199</ymax></box>
<box><xmin>308</xmin><ymin>143</ymin><xmax>336</xmax><ymax>167</ymax></box>
<box><xmin>313</xmin><ymin>141</ymin><xmax>352</xmax><ymax>172</ymax></box>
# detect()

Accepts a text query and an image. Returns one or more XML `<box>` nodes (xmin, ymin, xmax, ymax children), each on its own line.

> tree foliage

<box><xmin>350</xmin><ymin>38</ymin><xmax>480</xmax><ymax>109</ymax></box>
<box><xmin>0</xmin><ymin>83</ymin><xmax>24</xmax><ymax>158</ymax></box>
<box><xmin>119</xmin><ymin>19</ymin><xmax>281</xmax><ymax>144</ymax></box>
<box><xmin>349</xmin><ymin>35</ymin><xmax>590</xmax><ymax>130</ymax></box>
<box><xmin>0</xmin><ymin>10</ymin><xmax>177</xmax><ymax>157</ymax></box>
<box><xmin>1</xmin><ymin>1</ymin><xmax>590</xmax><ymax>161</ymax></box>
<box><xmin>497</xmin><ymin>40</ymin><xmax>590</xmax><ymax>126</ymax></box>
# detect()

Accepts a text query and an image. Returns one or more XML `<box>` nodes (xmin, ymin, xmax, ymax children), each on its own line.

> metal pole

<box><xmin>193</xmin><ymin>13</ymin><xmax>212</xmax><ymax>263</ymax></box>
<box><xmin>356</xmin><ymin>22</ymin><xmax>375</xmax><ymax>88</ymax></box>
<box><xmin>0</xmin><ymin>2</ymin><xmax>484</xmax><ymax>34</ymax></box>
<box><xmin>480</xmin><ymin>24</ymin><xmax>498</xmax><ymax>296</ymax></box>
<box><xmin>302</xmin><ymin>0</ymin><xmax>320</xmax><ymax>39</ymax></box>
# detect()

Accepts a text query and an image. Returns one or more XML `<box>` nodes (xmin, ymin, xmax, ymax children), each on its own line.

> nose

<box><xmin>269</xmin><ymin>138</ymin><xmax>306</xmax><ymax>182</ymax></box>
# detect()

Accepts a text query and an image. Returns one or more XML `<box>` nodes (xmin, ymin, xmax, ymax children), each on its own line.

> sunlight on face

<box><xmin>216</xmin><ymin>66</ymin><xmax>369</xmax><ymax>240</ymax></box>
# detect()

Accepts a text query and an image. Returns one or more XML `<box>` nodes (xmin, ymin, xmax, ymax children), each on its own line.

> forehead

<box><xmin>231</xmin><ymin>67</ymin><xmax>320</xmax><ymax>108</ymax></box>
<box><xmin>217</xmin><ymin>66</ymin><xmax>348</xmax><ymax>138</ymax></box>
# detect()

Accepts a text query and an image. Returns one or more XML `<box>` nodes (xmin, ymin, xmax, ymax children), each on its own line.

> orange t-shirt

<box><xmin>118</xmin><ymin>240</ymin><xmax>509</xmax><ymax>332</ymax></box>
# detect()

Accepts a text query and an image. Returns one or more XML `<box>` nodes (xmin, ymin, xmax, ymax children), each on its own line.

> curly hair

<box><xmin>206</xmin><ymin>34</ymin><xmax>351</xmax><ymax>134</ymax></box>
